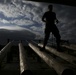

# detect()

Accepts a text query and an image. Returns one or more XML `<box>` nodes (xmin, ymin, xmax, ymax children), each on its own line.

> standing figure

<box><xmin>42</xmin><ymin>5</ymin><xmax>61</xmax><ymax>51</ymax></box>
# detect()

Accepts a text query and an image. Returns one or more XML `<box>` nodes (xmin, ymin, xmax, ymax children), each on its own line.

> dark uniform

<box><xmin>42</xmin><ymin>5</ymin><xmax>61</xmax><ymax>51</ymax></box>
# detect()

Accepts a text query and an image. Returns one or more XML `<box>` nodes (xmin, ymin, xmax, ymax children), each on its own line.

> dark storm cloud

<box><xmin>0</xmin><ymin>29</ymin><xmax>36</xmax><ymax>41</ymax></box>
<box><xmin>0</xmin><ymin>0</ymin><xmax>76</xmax><ymax>44</ymax></box>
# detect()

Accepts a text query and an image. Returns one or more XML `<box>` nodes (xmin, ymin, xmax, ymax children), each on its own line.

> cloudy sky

<box><xmin>0</xmin><ymin>0</ymin><xmax>76</xmax><ymax>44</ymax></box>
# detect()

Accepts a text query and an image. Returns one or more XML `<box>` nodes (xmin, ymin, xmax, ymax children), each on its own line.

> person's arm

<box><xmin>56</xmin><ymin>18</ymin><xmax>59</xmax><ymax>24</ymax></box>
<box><xmin>54</xmin><ymin>12</ymin><xmax>59</xmax><ymax>24</ymax></box>
<box><xmin>42</xmin><ymin>13</ymin><xmax>46</xmax><ymax>22</ymax></box>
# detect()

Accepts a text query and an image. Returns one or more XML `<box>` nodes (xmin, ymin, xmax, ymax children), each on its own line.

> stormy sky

<box><xmin>0</xmin><ymin>0</ymin><xmax>76</xmax><ymax>45</ymax></box>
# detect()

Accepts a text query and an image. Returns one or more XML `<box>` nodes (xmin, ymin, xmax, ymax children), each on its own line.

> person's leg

<box><xmin>43</xmin><ymin>32</ymin><xmax>50</xmax><ymax>49</ymax></box>
<box><xmin>56</xmin><ymin>35</ymin><xmax>61</xmax><ymax>50</ymax></box>
<box><xmin>52</xmin><ymin>27</ymin><xmax>61</xmax><ymax>51</ymax></box>
<box><xmin>41</xmin><ymin>26</ymin><xmax>50</xmax><ymax>51</ymax></box>
<box><xmin>54</xmin><ymin>33</ymin><xmax>61</xmax><ymax>51</ymax></box>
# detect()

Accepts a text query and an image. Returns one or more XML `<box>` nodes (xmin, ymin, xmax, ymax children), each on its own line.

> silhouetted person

<box><xmin>42</xmin><ymin>5</ymin><xmax>61</xmax><ymax>51</ymax></box>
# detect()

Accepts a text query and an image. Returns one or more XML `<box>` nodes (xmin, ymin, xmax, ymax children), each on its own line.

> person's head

<box><xmin>48</xmin><ymin>5</ymin><xmax>53</xmax><ymax>11</ymax></box>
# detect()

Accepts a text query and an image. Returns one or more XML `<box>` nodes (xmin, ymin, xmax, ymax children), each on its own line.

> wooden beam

<box><xmin>23</xmin><ymin>0</ymin><xmax>76</xmax><ymax>7</ymax></box>
<box><xmin>38</xmin><ymin>43</ymin><xmax>76</xmax><ymax>66</ymax></box>
<box><xmin>19</xmin><ymin>43</ymin><xmax>32</xmax><ymax>75</ymax></box>
<box><xmin>0</xmin><ymin>42</ymin><xmax>12</xmax><ymax>63</ymax></box>
<box><xmin>62</xmin><ymin>45</ymin><xmax>76</xmax><ymax>51</ymax></box>
<box><xmin>28</xmin><ymin>42</ymin><xmax>74</xmax><ymax>75</ymax></box>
